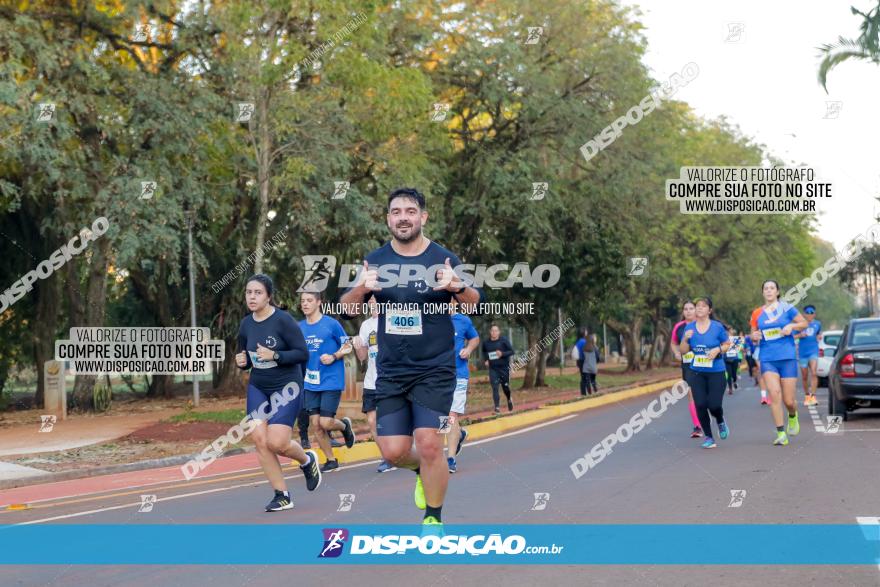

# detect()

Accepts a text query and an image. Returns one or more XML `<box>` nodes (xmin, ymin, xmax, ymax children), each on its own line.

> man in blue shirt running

<box><xmin>795</xmin><ymin>305</ymin><xmax>822</xmax><ymax>407</ymax></box>
<box><xmin>299</xmin><ymin>291</ymin><xmax>356</xmax><ymax>473</ymax></box>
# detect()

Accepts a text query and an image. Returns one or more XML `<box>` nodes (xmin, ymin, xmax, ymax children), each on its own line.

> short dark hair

<box><xmin>388</xmin><ymin>188</ymin><xmax>426</xmax><ymax>211</ymax></box>
<box><xmin>301</xmin><ymin>291</ymin><xmax>323</xmax><ymax>302</ymax></box>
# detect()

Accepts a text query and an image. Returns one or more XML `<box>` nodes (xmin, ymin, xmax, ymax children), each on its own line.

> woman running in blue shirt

<box><xmin>679</xmin><ymin>297</ymin><xmax>732</xmax><ymax>449</ymax></box>
<box><xmin>750</xmin><ymin>280</ymin><xmax>808</xmax><ymax>446</ymax></box>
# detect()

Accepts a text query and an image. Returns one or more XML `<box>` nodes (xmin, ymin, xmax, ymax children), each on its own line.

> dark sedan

<box><xmin>828</xmin><ymin>318</ymin><xmax>880</xmax><ymax>420</ymax></box>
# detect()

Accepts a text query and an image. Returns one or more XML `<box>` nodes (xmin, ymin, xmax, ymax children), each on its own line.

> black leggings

<box><xmin>297</xmin><ymin>410</ymin><xmax>310</xmax><ymax>440</ymax></box>
<box><xmin>580</xmin><ymin>372</ymin><xmax>597</xmax><ymax>395</ymax></box>
<box><xmin>489</xmin><ymin>368</ymin><xmax>512</xmax><ymax>408</ymax></box>
<box><xmin>745</xmin><ymin>356</ymin><xmax>756</xmax><ymax>377</ymax></box>
<box><xmin>689</xmin><ymin>370</ymin><xmax>726</xmax><ymax>438</ymax></box>
<box><xmin>725</xmin><ymin>360</ymin><xmax>740</xmax><ymax>388</ymax></box>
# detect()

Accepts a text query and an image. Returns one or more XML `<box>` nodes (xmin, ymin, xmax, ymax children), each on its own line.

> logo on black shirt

<box><xmin>265</xmin><ymin>335</ymin><xmax>277</xmax><ymax>348</ymax></box>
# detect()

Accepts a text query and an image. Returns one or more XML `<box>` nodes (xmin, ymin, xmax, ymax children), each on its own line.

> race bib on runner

<box><xmin>806</xmin><ymin>327</ymin><xmax>815</xmax><ymax>336</ymax></box>
<box><xmin>248</xmin><ymin>350</ymin><xmax>277</xmax><ymax>369</ymax></box>
<box><xmin>762</xmin><ymin>327</ymin><xmax>783</xmax><ymax>341</ymax></box>
<box><xmin>726</xmin><ymin>349</ymin><xmax>738</xmax><ymax>358</ymax></box>
<box><xmin>682</xmin><ymin>351</ymin><xmax>694</xmax><ymax>363</ymax></box>
<box><xmin>692</xmin><ymin>354</ymin><xmax>713</xmax><ymax>368</ymax></box>
<box><xmin>305</xmin><ymin>369</ymin><xmax>320</xmax><ymax>385</ymax></box>
<box><xmin>386</xmin><ymin>308</ymin><xmax>422</xmax><ymax>335</ymax></box>
<box><xmin>488</xmin><ymin>351</ymin><xmax>500</xmax><ymax>360</ymax></box>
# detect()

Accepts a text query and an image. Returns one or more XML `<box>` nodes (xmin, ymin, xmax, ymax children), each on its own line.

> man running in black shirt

<box><xmin>483</xmin><ymin>324</ymin><xmax>515</xmax><ymax>412</ymax></box>
<box><xmin>340</xmin><ymin>188</ymin><xmax>484</xmax><ymax>528</ymax></box>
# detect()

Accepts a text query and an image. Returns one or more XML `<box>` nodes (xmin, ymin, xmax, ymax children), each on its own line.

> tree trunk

<box><xmin>215</xmin><ymin>337</ymin><xmax>247</xmax><ymax>395</ymax></box>
<box><xmin>71</xmin><ymin>237</ymin><xmax>111</xmax><ymax>411</ymax></box>
<box><xmin>519</xmin><ymin>320</ymin><xmax>541</xmax><ymax>389</ymax></box>
<box><xmin>147</xmin><ymin>375</ymin><xmax>173</xmax><ymax>398</ymax></box>
<box><xmin>607</xmin><ymin>317</ymin><xmax>643</xmax><ymax>372</ymax></box>
<box><xmin>253</xmin><ymin>90</ymin><xmax>271</xmax><ymax>274</ymax></box>
<box><xmin>658</xmin><ymin>318</ymin><xmax>673</xmax><ymax>366</ymax></box>
<box><xmin>535</xmin><ymin>320</ymin><xmax>549</xmax><ymax>387</ymax></box>
<box><xmin>32</xmin><ymin>277</ymin><xmax>61</xmax><ymax>408</ymax></box>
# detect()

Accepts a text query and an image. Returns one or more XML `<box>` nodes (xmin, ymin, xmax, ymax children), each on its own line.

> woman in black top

<box><xmin>235</xmin><ymin>274</ymin><xmax>322</xmax><ymax>512</ymax></box>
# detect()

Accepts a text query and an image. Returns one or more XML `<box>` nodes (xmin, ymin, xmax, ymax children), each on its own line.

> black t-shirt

<box><xmin>483</xmin><ymin>337</ymin><xmax>514</xmax><ymax>370</ymax></box>
<box><xmin>351</xmin><ymin>240</ymin><xmax>485</xmax><ymax>382</ymax></box>
<box><xmin>237</xmin><ymin>309</ymin><xmax>309</xmax><ymax>394</ymax></box>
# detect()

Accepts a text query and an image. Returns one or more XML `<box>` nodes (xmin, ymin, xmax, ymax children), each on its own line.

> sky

<box><xmin>631</xmin><ymin>0</ymin><xmax>880</xmax><ymax>249</ymax></box>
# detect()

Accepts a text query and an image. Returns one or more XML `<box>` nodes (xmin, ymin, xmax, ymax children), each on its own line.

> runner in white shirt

<box><xmin>354</xmin><ymin>296</ymin><xmax>396</xmax><ymax>473</ymax></box>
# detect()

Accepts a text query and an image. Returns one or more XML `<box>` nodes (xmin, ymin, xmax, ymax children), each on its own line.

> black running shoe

<box><xmin>265</xmin><ymin>490</ymin><xmax>293</xmax><ymax>512</ymax></box>
<box><xmin>341</xmin><ymin>417</ymin><xmax>355</xmax><ymax>448</ymax></box>
<box><xmin>320</xmin><ymin>459</ymin><xmax>339</xmax><ymax>473</ymax></box>
<box><xmin>507</xmin><ymin>399</ymin><xmax>514</xmax><ymax>412</ymax></box>
<box><xmin>300</xmin><ymin>449</ymin><xmax>322</xmax><ymax>491</ymax></box>
<box><xmin>453</xmin><ymin>428</ymin><xmax>468</xmax><ymax>457</ymax></box>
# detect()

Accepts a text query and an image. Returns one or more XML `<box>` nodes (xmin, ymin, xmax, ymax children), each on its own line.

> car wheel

<box><xmin>832</xmin><ymin>391</ymin><xmax>847</xmax><ymax>420</ymax></box>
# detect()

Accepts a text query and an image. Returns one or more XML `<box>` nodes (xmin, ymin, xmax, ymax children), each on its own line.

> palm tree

<box><xmin>818</xmin><ymin>2</ymin><xmax>880</xmax><ymax>92</ymax></box>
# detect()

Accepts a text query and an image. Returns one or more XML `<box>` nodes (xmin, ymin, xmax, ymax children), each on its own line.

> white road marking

<box><xmin>13</xmin><ymin>414</ymin><xmax>580</xmax><ymax>525</ymax></box>
<box><xmin>807</xmin><ymin>404</ymin><xmax>825</xmax><ymax>433</ymax></box>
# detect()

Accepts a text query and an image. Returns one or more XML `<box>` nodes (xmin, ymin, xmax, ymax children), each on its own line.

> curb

<box><xmin>0</xmin><ymin>448</ymin><xmax>253</xmax><ymax>491</ymax></box>
<box><xmin>1</xmin><ymin>377</ymin><xmax>681</xmax><ymax>489</ymax></box>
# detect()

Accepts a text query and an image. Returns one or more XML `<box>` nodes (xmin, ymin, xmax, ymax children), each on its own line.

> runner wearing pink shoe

<box><xmin>671</xmin><ymin>300</ymin><xmax>703</xmax><ymax>438</ymax></box>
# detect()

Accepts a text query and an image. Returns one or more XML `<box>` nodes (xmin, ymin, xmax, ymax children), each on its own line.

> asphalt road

<box><xmin>3</xmin><ymin>376</ymin><xmax>880</xmax><ymax>586</ymax></box>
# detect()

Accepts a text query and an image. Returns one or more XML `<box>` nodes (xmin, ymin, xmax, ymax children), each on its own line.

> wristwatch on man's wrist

<box><xmin>272</xmin><ymin>352</ymin><xmax>279</xmax><ymax>361</ymax></box>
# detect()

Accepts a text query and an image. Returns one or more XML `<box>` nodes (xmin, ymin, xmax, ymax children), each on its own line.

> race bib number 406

<box><xmin>386</xmin><ymin>309</ymin><xmax>423</xmax><ymax>336</ymax></box>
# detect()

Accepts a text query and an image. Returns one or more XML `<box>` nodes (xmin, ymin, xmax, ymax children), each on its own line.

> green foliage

<box><xmin>0</xmin><ymin>0</ymin><xmax>837</xmax><ymax>400</ymax></box>
<box><xmin>168</xmin><ymin>408</ymin><xmax>246</xmax><ymax>425</ymax></box>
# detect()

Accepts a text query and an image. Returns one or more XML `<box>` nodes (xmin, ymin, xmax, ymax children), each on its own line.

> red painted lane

<box><xmin>0</xmin><ymin>452</ymin><xmax>273</xmax><ymax>507</ymax></box>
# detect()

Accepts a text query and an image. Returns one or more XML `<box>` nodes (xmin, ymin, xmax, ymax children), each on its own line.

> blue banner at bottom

<box><xmin>1</xmin><ymin>524</ymin><xmax>878</xmax><ymax>565</ymax></box>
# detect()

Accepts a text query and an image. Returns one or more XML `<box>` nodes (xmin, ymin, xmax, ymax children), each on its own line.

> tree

<box><xmin>818</xmin><ymin>1</ymin><xmax>880</xmax><ymax>91</ymax></box>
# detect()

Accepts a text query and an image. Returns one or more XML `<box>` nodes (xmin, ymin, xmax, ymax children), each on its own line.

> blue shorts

<box><xmin>798</xmin><ymin>354</ymin><xmax>818</xmax><ymax>369</ymax></box>
<box><xmin>362</xmin><ymin>388</ymin><xmax>377</xmax><ymax>414</ymax></box>
<box><xmin>246</xmin><ymin>383</ymin><xmax>302</xmax><ymax>427</ymax></box>
<box><xmin>305</xmin><ymin>389</ymin><xmax>342</xmax><ymax>418</ymax></box>
<box><xmin>376</xmin><ymin>395</ymin><xmax>449</xmax><ymax>436</ymax></box>
<box><xmin>375</xmin><ymin>370</ymin><xmax>456</xmax><ymax>436</ymax></box>
<box><xmin>761</xmin><ymin>359</ymin><xmax>798</xmax><ymax>378</ymax></box>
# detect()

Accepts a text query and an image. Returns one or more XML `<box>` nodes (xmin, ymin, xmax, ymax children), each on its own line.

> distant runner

<box><xmin>795</xmin><ymin>305</ymin><xmax>821</xmax><ymax>406</ymax></box>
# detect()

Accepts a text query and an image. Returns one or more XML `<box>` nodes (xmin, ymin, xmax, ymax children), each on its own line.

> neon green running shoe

<box><xmin>421</xmin><ymin>515</ymin><xmax>444</xmax><ymax>538</ymax></box>
<box><xmin>414</xmin><ymin>474</ymin><xmax>426</xmax><ymax>510</ymax></box>
<box><xmin>787</xmin><ymin>413</ymin><xmax>800</xmax><ymax>436</ymax></box>
<box><xmin>773</xmin><ymin>431</ymin><xmax>789</xmax><ymax>446</ymax></box>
